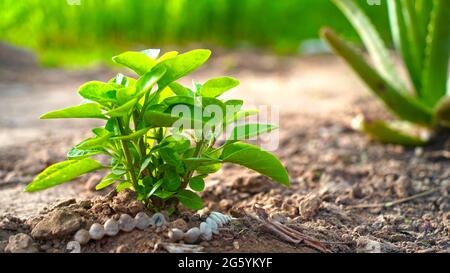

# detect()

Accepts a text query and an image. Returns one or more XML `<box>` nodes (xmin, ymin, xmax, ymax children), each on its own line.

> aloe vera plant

<box><xmin>25</xmin><ymin>49</ymin><xmax>290</xmax><ymax>211</ymax></box>
<box><xmin>321</xmin><ymin>0</ymin><xmax>450</xmax><ymax>145</ymax></box>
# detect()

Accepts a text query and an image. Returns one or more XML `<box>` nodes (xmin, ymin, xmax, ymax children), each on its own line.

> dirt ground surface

<box><xmin>0</xmin><ymin>43</ymin><xmax>448</xmax><ymax>253</ymax></box>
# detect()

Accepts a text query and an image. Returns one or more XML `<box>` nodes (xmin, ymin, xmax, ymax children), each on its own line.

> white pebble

<box><xmin>199</xmin><ymin>222</ymin><xmax>209</xmax><ymax>234</ymax></box>
<box><xmin>200</xmin><ymin>222</ymin><xmax>212</xmax><ymax>241</ymax></box>
<box><xmin>211</xmin><ymin>212</ymin><xmax>229</xmax><ymax>224</ymax></box>
<box><xmin>151</xmin><ymin>213</ymin><xmax>166</xmax><ymax>227</ymax></box>
<box><xmin>104</xmin><ymin>219</ymin><xmax>119</xmax><ymax>236</ymax></box>
<box><xmin>89</xmin><ymin>223</ymin><xmax>105</xmax><ymax>240</ymax></box>
<box><xmin>66</xmin><ymin>241</ymin><xmax>81</xmax><ymax>253</ymax></box>
<box><xmin>168</xmin><ymin>228</ymin><xmax>185</xmax><ymax>242</ymax></box>
<box><xmin>208</xmin><ymin>214</ymin><xmax>223</xmax><ymax>227</ymax></box>
<box><xmin>74</xmin><ymin>229</ymin><xmax>90</xmax><ymax>245</ymax></box>
<box><xmin>135</xmin><ymin>212</ymin><xmax>152</xmax><ymax>230</ymax></box>
<box><xmin>184</xmin><ymin>227</ymin><xmax>201</xmax><ymax>244</ymax></box>
<box><xmin>206</xmin><ymin>218</ymin><xmax>219</xmax><ymax>235</ymax></box>
<box><xmin>118</xmin><ymin>214</ymin><xmax>136</xmax><ymax>232</ymax></box>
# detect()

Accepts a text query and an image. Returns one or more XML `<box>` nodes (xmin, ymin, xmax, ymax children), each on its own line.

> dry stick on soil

<box><xmin>347</xmin><ymin>188</ymin><xmax>440</xmax><ymax>209</ymax></box>
<box><xmin>246</xmin><ymin>209</ymin><xmax>330</xmax><ymax>253</ymax></box>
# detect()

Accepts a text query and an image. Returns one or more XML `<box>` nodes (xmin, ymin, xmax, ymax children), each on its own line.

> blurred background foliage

<box><xmin>0</xmin><ymin>0</ymin><xmax>390</xmax><ymax>67</ymax></box>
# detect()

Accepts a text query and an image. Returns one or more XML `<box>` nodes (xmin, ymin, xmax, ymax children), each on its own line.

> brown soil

<box><xmin>0</xmin><ymin>44</ymin><xmax>448</xmax><ymax>253</ymax></box>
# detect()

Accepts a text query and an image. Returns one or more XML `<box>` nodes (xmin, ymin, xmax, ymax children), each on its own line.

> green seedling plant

<box><xmin>25</xmin><ymin>49</ymin><xmax>290</xmax><ymax>212</ymax></box>
<box><xmin>321</xmin><ymin>0</ymin><xmax>450</xmax><ymax>145</ymax></box>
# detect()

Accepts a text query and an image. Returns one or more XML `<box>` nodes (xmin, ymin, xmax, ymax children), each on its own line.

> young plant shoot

<box><xmin>25</xmin><ymin>49</ymin><xmax>290</xmax><ymax>212</ymax></box>
<box><xmin>321</xmin><ymin>0</ymin><xmax>450</xmax><ymax>145</ymax></box>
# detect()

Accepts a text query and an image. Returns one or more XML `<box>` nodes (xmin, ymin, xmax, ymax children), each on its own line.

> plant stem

<box><xmin>181</xmin><ymin>139</ymin><xmax>205</xmax><ymax>188</ymax></box>
<box><xmin>116</xmin><ymin>117</ymin><xmax>139</xmax><ymax>190</ymax></box>
<box><xmin>133</xmin><ymin>110</ymin><xmax>152</xmax><ymax>178</ymax></box>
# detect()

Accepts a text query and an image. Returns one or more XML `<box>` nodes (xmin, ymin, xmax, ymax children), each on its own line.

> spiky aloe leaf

<box><xmin>321</xmin><ymin>28</ymin><xmax>433</xmax><ymax>126</ymax></box>
<box><xmin>388</xmin><ymin>0</ymin><xmax>423</xmax><ymax>94</ymax></box>
<box><xmin>331</xmin><ymin>0</ymin><xmax>408</xmax><ymax>93</ymax></box>
<box><xmin>351</xmin><ymin>115</ymin><xmax>429</xmax><ymax>146</ymax></box>
<box><xmin>421</xmin><ymin>0</ymin><xmax>450</xmax><ymax>107</ymax></box>
<box><xmin>434</xmin><ymin>96</ymin><xmax>450</xmax><ymax>127</ymax></box>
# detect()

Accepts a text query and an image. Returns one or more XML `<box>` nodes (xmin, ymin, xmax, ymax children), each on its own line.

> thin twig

<box><xmin>347</xmin><ymin>188</ymin><xmax>440</xmax><ymax>209</ymax></box>
<box><xmin>246</xmin><ymin>210</ymin><xmax>330</xmax><ymax>253</ymax></box>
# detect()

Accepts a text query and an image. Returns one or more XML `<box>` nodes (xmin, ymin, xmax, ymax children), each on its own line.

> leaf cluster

<box><xmin>26</xmin><ymin>49</ymin><xmax>290</xmax><ymax>211</ymax></box>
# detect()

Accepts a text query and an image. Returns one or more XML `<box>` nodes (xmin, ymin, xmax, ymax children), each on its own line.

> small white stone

<box><xmin>135</xmin><ymin>212</ymin><xmax>152</xmax><ymax>230</ymax></box>
<box><xmin>211</xmin><ymin>212</ymin><xmax>229</xmax><ymax>224</ymax></box>
<box><xmin>151</xmin><ymin>213</ymin><xmax>166</xmax><ymax>227</ymax></box>
<box><xmin>201</xmin><ymin>231</ymin><xmax>212</xmax><ymax>241</ymax></box>
<box><xmin>118</xmin><ymin>214</ymin><xmax>136</xmax><ymax>232</ymax></box>
<box><xmin>199</xmin><ymin>222</ymin><xmax>212</xmax><ymax>241</ymax></box>
<box><xmin>199</xmin><ymin>222</ymin><xmax>209</xmax><ymax>234</ymax></box>
<box><xmin>206</xmin><ymin>217</ymin><xmax>219</xmax><ymax>235</ymax></box>
<box><xmin>184</xmin><ymin>227</ymin><xmax>201</xmax><ymax>244</ymax></box>
<box><xmin>74</xmin><ymin>229</ymin><xmax>90</xmax><ymax>245</ymax></box>
<box><xmin>208</xmin><ymin>214</ymin><xmax>223</xmax><ymax>227</ymax></box>
<box><xmin>66</xmin><ymin>241</ymin><xmax>81</xmax><ymax>253</ymax></box>
<box><xmin>89</xmin><ymin>223</ymin><xmax>105</xmax><ymax>240</ymax></box>
<box><xmin>104</xmin><ymin>219</ymin><xmax>119</xmax><ymax>236</ymax></box>
<box><xmin>168</xmin><ymin>228</ymin><xmax>184</xmax><ymax>242</ymax></box>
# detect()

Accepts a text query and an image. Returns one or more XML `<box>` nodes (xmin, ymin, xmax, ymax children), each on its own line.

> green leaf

<box><xmin>154</xmin><ymin>190</ymin><xmax>176</xmax><ymax>200</ymax></box>
<box><xmin>154</xmin><ymin>49</ymin><xmax>211</xmax><ymax>89</ymax></box>
<box><xmin>144</xmin><ymin>110</ymin><xmax>203</xmax><ymax>129</ymax></box>
<box><xmin>176</xmin><ymin>189</ymin><xmax>204</xmax><ymax>210</ymax></box>
<box><xmin>144</xmin><ymin>111</ymin><xmax>181</xmax><ymax>128</ymax></box>
<box><xmin>116</xmin><ymin>86</ymin><xmax>137</xmax><ymax>105</ymax></box>
<box><xmin>189</xmin><ymin>176</ymin><xmax>205</xmax><ymax>192</ymax></box>
<box><xmin>163</xmin><ymin>168</ymin><xmax>182</xmax><ymax>191</ymax></box>
<box><xmin>228</xmin><ymin>123</ymin><xmax>277</xmax><ymax>141</ymax></box>
<box><xmin>162</xmin><ymin>95</ymin><xmax>196</xmax><ymax>108</ymax></box>
<box><xmin>157</xmin><ymin>51</ymin><xmax>178</xmax><ymax>62</ymax></box>
<box><xmin>139</xmin><ymin>155</ymin><xmax>153</xmax><ymax>175</ymax></box>
<box><xmin>116</xmin><ymin>181</ymin><xmax>133</xmax><ymax>192</ymax></box>
<box><xmin>92</xmin><ymin>128</ymin><xmax>111</xmax><ymax>137</ymax></box>
<box><xmin>78</xmin><ymin>81</ymin><xmax>118</xmax><ymax>105</ymax></box>
<box><xmin>159</xmin><ymin>148</ymin><xmax>180</xmax><ymax>166</ymax></box>
<box><xmin>220</xmin><ymin>142</ymin><xmax>290</xmax><ymax>186</ymax></box>
<box><xmin>169</xmin><ymin>82</ymin><xmax>194</xmax><ymax>97</ymax></box>
<box><xmin>416</xmin><ymin>0</ymin><xmax>434</xmax><ymax>35</ymax></box>
<box><xmin>76</xmin><ymin>132</ymin><xmax>112</xmax><ymax>150</ymax></box>
<box><xmin>40</xmin><ymin>103</ymin><xmax>106</xmax><ymax>120</ymax></box>
<box><xmin>331</xmin><ymin>0</ymin><xmax>408</xmax><ymax>92</ymax></box>
<box><xmin>194</xmin><ymin>148</ymin><xmax>222</xmax><ymax>174</ymax></box>
<box><xmin>230</xmin><ymin>109</ymin><xmax>259</xmax><ymax>123</ymax></box>
<box><xmin>225</xmin><ymin>99</ymin><xmax>244</xmax><ymax>111</ymax></box>
<box><xmin>352</xmin><ymin>115</ymin><xmax>429</xmax><ymax>146</ymax></box>
<box><xmin>105</xmin><ymin>98</ymin><xmax>138</xmax><ymax>117</ymax></box>
<box><xmin>67</xmin><ymin>146</ymin><xmax>104</xmax><ymax>160</ymax></box>
<box><xmin>421</xmin><ymin>0</ymin><xmax>450</xmax><ymax>107</ymax></box>
<box><xmin>199</xmin><ymin>76</ymin><xmax>240</xmax><ymax>97</ymax></box>
<box><xmin>25</xmin><ymin>158</ymin><xmax>103</xmax><ymax>192</ymax></box>
<box><xmin>135</xmin><ymin>66</ymin><xmax>167</xmax><ymax>97</ymax></box>
<box><xmin>112</xmin><ymin>51</ymin><xmax>157</xmax><ymax>76</ymax></box>
<box><xmin>111</xmin><ymin>127</ymin><xmax>150</xmax><ymax>141</ymax></box>
<box><xmin>147</xmin><ymin>179</ymin><xmax>164</xmax><ymax>198</ymax></box>
<box><xmin>96</xmin><ymin>173</ymin><xmax>121</xmax><ymax>190</ymax></box>
<box><xmin>321</xmin><ymin>28</ymin><xmax>433</xmax><ymax>126</ymax></box>
<box><xmin>388</xmin><ymin>0</ymin><xmax>422</xmax><ymax>94</ymax></box>
<box><xmin>195</xmin><ymin>163</ymin><xmax>222</xmax><ymax>175</ymax></box>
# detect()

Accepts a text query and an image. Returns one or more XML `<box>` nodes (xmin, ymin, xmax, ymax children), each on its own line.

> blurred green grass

<box><xmin>0</xmin><ymin>0</ymin><xmax>390</xmax><ymax>67</ymax></box>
